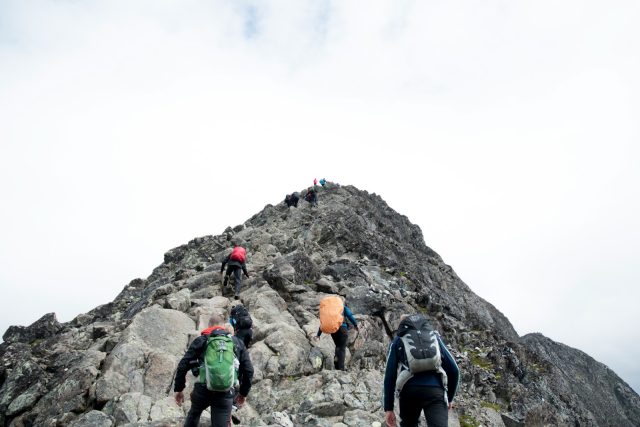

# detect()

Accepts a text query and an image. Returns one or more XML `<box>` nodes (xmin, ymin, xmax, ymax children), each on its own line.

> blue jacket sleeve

<box><xmin>438</xmin><ymin>335</ymin><xmax>459</xmax><ymax>403</ymax></box>
<box><xmin>383</xmin><ymin>338</ymin><xmax>399</xmax><ymax>411</ymax></box>
<box><xmin>344</xmin><ymin>306</ymin><xmax>358</xmax><ymax>328</ymax></box>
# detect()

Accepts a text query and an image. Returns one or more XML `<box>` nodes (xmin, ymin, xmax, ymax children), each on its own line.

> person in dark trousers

<box><xmin>383</xmin><ymin>314</ymin><xmax>459</xmax><ymax>427</ymax></box>
<box><xmin>174</xmin><ymin>313</ymin><xmax>254</xmax><ymax>427</ymax></box>
<box><xmin>230</xmin><ymin>304</ymin><xmax>253</xmax><ymax>348</ymax></box>
<box><xmin>305</xmin><ymin>187</ymin><xmax>318</xmax><ymax>207</ymax></box>
<box><xmin>285</xmin><ymin>192</ymin><xmax>299</xmax><ymax>208</ymax></box>
<box><xmin>221</xmin><ymin>246</ymin><xmax>250</xmax><ymax>300</ymax></box>
<box><xmin>315</xmin><ymin>304</ymin><xmax>358</xmax><ymax>370</ymax></box>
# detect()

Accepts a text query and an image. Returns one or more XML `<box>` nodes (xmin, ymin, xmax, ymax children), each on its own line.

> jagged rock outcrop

<box><xmin>1</xmin><ymin>184</ymin><xmax>638</xmax><ymax>426</ymax></box>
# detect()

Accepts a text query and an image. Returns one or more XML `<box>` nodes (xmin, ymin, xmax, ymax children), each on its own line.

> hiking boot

<box><xmin>234</xmin><ymin>294</ymin><xmax>240</xmax><ymax>300</ymax></box>
<box><xmin>223</xmin><ymin>277</ymin><xmax>228</xmax><ymax>287</ymax></box>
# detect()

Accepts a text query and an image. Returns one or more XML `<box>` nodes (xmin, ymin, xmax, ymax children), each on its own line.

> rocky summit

<box><xmin>1</xmin><ymin>184</ymin><xmax>639</xmax><ymax>427</ymax></box>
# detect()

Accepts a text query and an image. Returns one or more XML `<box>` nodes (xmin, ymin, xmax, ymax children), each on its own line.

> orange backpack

<box><xmin>319</xmin><ymin>296</ymin><xmax>344</xmax><ymax>334</ymax></box>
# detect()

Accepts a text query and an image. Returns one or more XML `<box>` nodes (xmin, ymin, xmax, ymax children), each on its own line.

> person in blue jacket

<box><xmin>315</xmin><ymin>304</ymin><xmax>359</xmax><ymax>370</ymax></box>
<box><xmin>383</xmin><ymin>314</ymin><xmax>459</xmax><ymax>427</ymax></box>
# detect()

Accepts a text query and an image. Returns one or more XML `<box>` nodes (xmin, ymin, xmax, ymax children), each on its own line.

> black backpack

<box><xmin>230</xmin><ymin>305</ymin><xmax>253</xmax><ymax>330</ymax></box>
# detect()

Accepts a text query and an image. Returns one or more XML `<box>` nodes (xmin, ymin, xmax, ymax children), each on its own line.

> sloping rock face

<box><xmin>1</xmin><ymin>184</ymin><xmax>639</xmax><ymax>426</ymax></box>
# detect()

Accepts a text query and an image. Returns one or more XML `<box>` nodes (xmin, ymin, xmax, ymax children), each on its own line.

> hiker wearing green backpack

<box><xmin>382</xmin><ymin>313</ymin><xmax>459</xmax><ymax>427</ymax></box>
<box><xmin>174</xmin><ymin>313</ymin><xmax>254</xmax><ymax>427</ymax></box>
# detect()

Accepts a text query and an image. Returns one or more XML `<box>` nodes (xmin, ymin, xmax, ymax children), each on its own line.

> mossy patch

<box><xmin>530</xmin><ymin>362</ymin><xmax>546</xmax><ymax>373</ymax></box>
<box><xmin>469</xmin><ymin>348</ymin><xmax>493</xmax><ymax>370</ymax></box>
<box><xmin>481</xmin><ymin>401</ymin><xmax>502</xmax><ymax>411</ymax></box>
<box><xmin>459</xmin><ymin>414</ymin><xmax>480</xmax><ymax>427</ymax></box>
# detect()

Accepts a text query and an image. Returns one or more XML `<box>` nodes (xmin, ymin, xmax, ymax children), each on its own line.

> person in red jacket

<box><xmin>221</xmin><ymin>246</ymin><xmax>250</xmax><ymax>300</ymax></box>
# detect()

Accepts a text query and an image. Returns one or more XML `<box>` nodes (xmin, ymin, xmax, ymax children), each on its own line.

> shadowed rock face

<box><xmin>1</xmin><ymin>184</ymin><xmax>638</xmax><ymax>426</ymax></box>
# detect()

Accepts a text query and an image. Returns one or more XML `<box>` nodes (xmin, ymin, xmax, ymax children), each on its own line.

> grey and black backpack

<box><xmin>395</xmin><ymin>314</ymin><xmax>448</xmax><ymax>393</ymax></box>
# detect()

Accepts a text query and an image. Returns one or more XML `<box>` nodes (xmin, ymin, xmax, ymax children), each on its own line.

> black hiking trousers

<box><xmin>235</xmin><ymin>327</ymin><xmax>253</xmax><ymax>348</ymax></box>
<box><xmin>398</xmin><ymin>385</ymin><xmax>448</xmax><ymax>427</ymax></box>
<box><xmin>224</xmin><ymin>265</ymin><xmax>243</xmax><ymax>296</ymax></box>
<box><xmin>331</xmin><ymin>326</ymin><xmax>349</xmax><ymax>370</ymax></box>
<box><xmin>184</xmin><ymin>383</ymin><xmax>234</xmax><ymax>427</ymax></box>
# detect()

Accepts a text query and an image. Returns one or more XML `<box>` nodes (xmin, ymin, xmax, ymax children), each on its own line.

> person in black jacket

<box><xmin>383</xmin><ymin>314</ymin><xmax>459</xmax><ymax>427</ymax></box>
<box><xmin>174</xmin><ymin>313</ymin><xmax>254</xmax><ymax>427</ymax></box>
<box><xmin>230</xmin><ymin>304</ymin><xmax>253</xmax><ymax>348</ymax></box>
<box><xmin>285</xmin><ymin>192</ymin><xmax>299</xmax><ymax>208</ymax></box>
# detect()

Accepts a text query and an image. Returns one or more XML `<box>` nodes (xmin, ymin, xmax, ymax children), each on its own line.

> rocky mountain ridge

<box><xmin>2</xmin><ymin>184</ymin><xmax>639</xmax><ymax>426</ymax></box>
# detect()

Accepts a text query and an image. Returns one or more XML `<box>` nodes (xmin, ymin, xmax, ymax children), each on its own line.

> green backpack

<box><xmin>199</xmin><ymin>334</ymin><xmax>238</xmax><ymax>391</ymax></box>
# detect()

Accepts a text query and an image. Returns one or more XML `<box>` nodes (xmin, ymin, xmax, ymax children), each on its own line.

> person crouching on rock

<box><xmin>221</xmin><ymin>245</ymin><xmax>250</xmax><ymax>300</ymax></box>
<box><xmin>285</xmin><ymin>192</ymin><xmax>299</xmax><ymax>208</ymax></box>
<box><xmin>315</xmin><ymin>295</ymin><xmax>358</xmax><ymax>370</ymax></box>
<box><xmin>174</xmin><ymin>313</ymin><xmax>254</xmax><ymax>427</ymax></box>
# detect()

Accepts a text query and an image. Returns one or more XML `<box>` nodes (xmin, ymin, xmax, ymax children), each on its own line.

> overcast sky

<box><xmin>1</xmin><ymin>0</ymin><xmax>638</xmax><ymax>392</ymax></box>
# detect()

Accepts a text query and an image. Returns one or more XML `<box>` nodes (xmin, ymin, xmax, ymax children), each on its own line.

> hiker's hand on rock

<box><xmin>448</xmin><ymin>402</ymin><xmax>453</xmax><ymax>410</ymax></box>
<box><xmin>385</xmin><ymin>410</ymin><xmax>396</xmax><ymax>427</ymax></box>
<box><xmin>236</xmin><ymin>394</ymin><xmax>246</xmax><ymax>408</ymax></box>
<box><xmin>175</xmin><ymin>391</ymin><xmax>184</xmax><ymax>407</ymax></box>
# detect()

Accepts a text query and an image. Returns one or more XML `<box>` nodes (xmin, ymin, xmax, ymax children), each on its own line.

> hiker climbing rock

<box><xmin>221</xmin><ymin>245</ymin><xmax>250</xmax><ymax>300</ymax></box>
<box><xmin>319</xmin><ymin>178</ymin><xmax>327</xmax><ymax>187</ymax></box>
<box><xmin>174</xmin><ymin>313</ymin><xmax>254</xmax><ymax>427</ymax></box>
<box><xmin>315</xmin><ymin>295</ymin><xmax>358</xmax><ymax>370</ymax></box>
<box><xmin>383</xmin><ymin>313</ymin><xmax>459</xmax><ymax>427</ymax></box>
<box><xmin>304</xmin><ymin>187</ymin><xmax>318</xmax><ymax>207</ymax></box>
<box><xmin>230</xmin><ymin>304</ymin><xmax>253</xmax><ymax>348</ymax></box>
<box><xmin>285</xmin><ymin>192</ymin><xmax>299</xmax><ymax>208</ymax></box>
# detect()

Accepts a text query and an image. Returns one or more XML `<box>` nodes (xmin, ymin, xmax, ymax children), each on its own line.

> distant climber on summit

<box><xmin>221</xmin><ymin>245</ymin><xmax>250</xmax><ymax>300</ymax></box>
<box><xmin>319</xmin><ymin>178</ymin><xmax>327</xmax><ymax>187</ymax></box>
<box><xmin>285</xmin><ymin>192</ymin><xmax>299</xmax><ymax>208</ymax></box>
<box><xmin>315</xmin><ymin>295</ymin><xmax>358</xmax><ymax>370</ymax></box>
<box><xmin>314</xmin><ymin>178</ymin><xmax>318</xmax><ymax>186</ymax></box>
<box><xmin>304</xmin><ymin>186</ymin><xmax>318</xmax><ymax>207</ymax></box>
